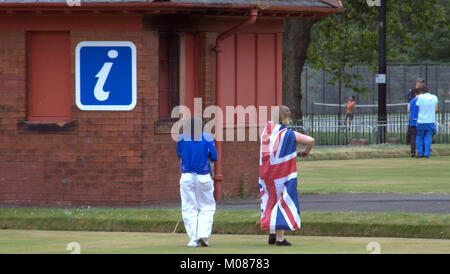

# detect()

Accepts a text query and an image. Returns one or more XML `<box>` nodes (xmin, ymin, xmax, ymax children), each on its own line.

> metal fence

<box><xmin>301</xmin><ymin>64</ymin><xmax>450</xmax><ymax>115</ymax></box>
<box><xmin>289</xmin><ymin>112</ymin><xmax>450</xmax><ymax>146</ymax></box>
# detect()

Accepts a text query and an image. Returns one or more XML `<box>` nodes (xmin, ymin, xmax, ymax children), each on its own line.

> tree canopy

<box><xmin>307</xmin><ymin>0</ymin><xmax>448</xmax><ymax>94</ymax></box>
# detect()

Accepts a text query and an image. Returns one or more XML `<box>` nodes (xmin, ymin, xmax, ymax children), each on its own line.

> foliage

<box><xmin>408</xmin><ymin>0</ymin><xmax>450</xmax><ymax>62</ymax></box>
<box><xmin>307</xmin><ymin>0</ymin><xmax>446</xmax><ymax>95</ymax></box>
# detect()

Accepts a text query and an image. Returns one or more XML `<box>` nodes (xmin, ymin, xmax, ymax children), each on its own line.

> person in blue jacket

<box><xmin>406</xmin><ymin>77</ymin><xmax>424</xmax><ymax>145</ymax></box>
<box><xmin>408</xmin><ymin>91</ymin><xmax>420</xmax><ymax>157</ymax></box>
<box><xmin>177</xmin><ymin>117</ymin><xmax>217</xmax><ymax>247</ymax></box>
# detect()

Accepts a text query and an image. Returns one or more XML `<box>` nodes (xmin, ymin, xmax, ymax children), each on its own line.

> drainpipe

<box><xmin>213</xmin><ymin>9</ymin><xmax>258</xmax><ymax>201</ymax></box>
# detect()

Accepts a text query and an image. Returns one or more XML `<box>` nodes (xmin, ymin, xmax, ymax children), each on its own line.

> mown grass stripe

<box><xmin>300</xmin><ymin>144</ymin><xmax>450</xmax><ymax>161</ymax></box>
<box><xmin>1</xmin><ymin>209</ymin><xmax>448</xmax><ymax>239</ymax></box>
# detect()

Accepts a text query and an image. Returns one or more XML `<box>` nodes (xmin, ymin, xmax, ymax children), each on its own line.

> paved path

<box><xmin>215</xmin><ymin>194</ymin><xmax>450</xmax><ymax>214</ymax></box>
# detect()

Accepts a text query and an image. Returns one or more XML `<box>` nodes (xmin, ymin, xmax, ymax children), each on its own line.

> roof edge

<box><xmin>0</xmin><ymin>2</ymin><xmax>345</xmax><ymax>14</ymax></box>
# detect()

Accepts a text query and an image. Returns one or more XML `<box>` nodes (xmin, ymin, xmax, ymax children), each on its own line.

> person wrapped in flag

<box><xmin>259</xmin><ymin>105</ymin><xmax>314</xmax><ymax>246</ymax></box>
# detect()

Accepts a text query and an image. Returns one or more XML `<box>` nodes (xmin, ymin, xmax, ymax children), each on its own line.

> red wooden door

<box><xmin>28</xmin><ymin>31</ymin><xmax>71</xmax><ymax>122</ymax></box>
<box><xmin>184</xmin><ymin>32</ymin><xmax>199</xmax><ymax>115</ymax></box>
<box><xmin>220</xmin><ymin>32</ymin><xmax>283</xmax><ymax>125</ymax></box>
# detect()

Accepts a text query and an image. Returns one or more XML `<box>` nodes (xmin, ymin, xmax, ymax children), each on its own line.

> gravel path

<box><xmin>215</xmin><ymin>193</ymin><xmax>450</xmax><ymax>214</ymax></box>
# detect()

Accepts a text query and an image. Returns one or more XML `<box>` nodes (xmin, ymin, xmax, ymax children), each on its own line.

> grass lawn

<box><xmin>298</xmin><ymin>156</ymin><xmax>450</xmax><ymax>194</ymax></box>
<box><xmin>1</xmin><ymin>209</ymin><xmax>448</xmax><ymax>239</ymax></box>
<box><xmin>301</xmin><ymin>144</ymin><xmax>450</xmax><ymax>161</ymax></box>
<box><xmin>0</xmin><ymin>230</ymin><xmax>448</xmax><ymax>254</ymax></box>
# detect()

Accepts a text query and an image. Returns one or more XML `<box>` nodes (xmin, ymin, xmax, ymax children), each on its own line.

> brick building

<box><xmin>0</xmin><ymin>0</ymin><xmax>343</xmax><ymax>206</ymax></box>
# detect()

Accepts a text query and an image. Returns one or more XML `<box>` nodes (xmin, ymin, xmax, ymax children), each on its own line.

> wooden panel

<box><xmin>184</xmin><ymin>32</ymin><xmax>198</xmax><ymax>114</ymax></box>
<box><xmin>236</xmin><ymin>33</ymin><xmax>256</xmax><ymax>108</ymax></box>
<box><xmin>159</xmin><ymin>33</ymin><xmax>180</xmax><ymax>118</ymax></box>
<box><xmin>28</xmin><ymin>31</ymin><xmax>71</xmax><ymax>121</ymax></box>
<box><xmin>220</xmin><ymin>34</ymin><xmax>236</xmax><ymax>109</ymax></box>
<box><xmin>159</xmin><ymin>34</ymin><xmax>170</xmax><ymax>118</ymax></box>
<box><xmin>159</xmin><ymin>91</ymin><xmax>170</xmax><ymax>118</ymax></box>
<box><xmin>219</xmin><ymin>32</ymin><xmax>281</xmax><ymax>126</ymax></box>
<box><xmin>276</xmin><ymin>33</ymin><xmax>283</xmax><ymax>106</ymax></box>
<box><xmin>256</xmin><ymin>33</ymin><xmax>277</xmax><ymax>108</ymax></box>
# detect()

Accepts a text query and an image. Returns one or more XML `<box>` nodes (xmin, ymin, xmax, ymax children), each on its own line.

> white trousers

<box><xmin>180</xmin><ymin>173</ymin><xmax>216</xmax><ymax>242</ymax></box>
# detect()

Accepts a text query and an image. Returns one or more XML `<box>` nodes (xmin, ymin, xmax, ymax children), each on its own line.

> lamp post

<box><xmin>377</xmin><ymin>0</ymin><xmax>387</xmax><ymax>143</ymax></box>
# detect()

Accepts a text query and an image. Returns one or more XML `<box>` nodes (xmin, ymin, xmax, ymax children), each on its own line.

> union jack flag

<box><xmin>259</xmin><ymin>121</ymin><xmax>301</xmax><ymax>231</ymax></box>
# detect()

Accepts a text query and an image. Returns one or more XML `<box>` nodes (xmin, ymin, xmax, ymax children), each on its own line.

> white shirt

<box><xmin>416</xmin><ymin>93</ymin><xmax>438</xmax><ymax>124</ymax></box>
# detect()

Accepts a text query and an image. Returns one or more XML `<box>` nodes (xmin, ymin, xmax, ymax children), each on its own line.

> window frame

<box><xmin>158</xmin><ymin>32</ymin><xmax>181</xmax><ymax>119</ymax></box>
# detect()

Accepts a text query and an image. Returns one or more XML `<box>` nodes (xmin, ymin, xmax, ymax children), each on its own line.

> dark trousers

<box><xmin>410</xmin><ymin>126</ymin><xmax>417</xmax><ymax>156</ymax></box>
<box><xmin>406</xmin><ymin>126</ymin><xmax>411</xmax><ymax>145</ymax></box>
<box><xmin>345</xmin><ymin>113</ymin><xmax>354</xmax><ymax>125</ymax></box>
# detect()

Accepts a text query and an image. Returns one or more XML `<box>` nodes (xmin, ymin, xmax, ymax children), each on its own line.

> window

<box><xmin>159</xmin><ymin>32</ymin><xmax>180</xmax><ymax>119</ymax></box>
<box><xmin>27</xmin><ymin>31</ymin><xmax>71</xmax><ymax>122</ymax></box>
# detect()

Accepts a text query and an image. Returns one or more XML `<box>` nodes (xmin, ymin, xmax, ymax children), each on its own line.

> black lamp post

<box><xmin>377</xmin><ymin>0</ymin><xmax>387</xmax><ymax>143</ymax></box>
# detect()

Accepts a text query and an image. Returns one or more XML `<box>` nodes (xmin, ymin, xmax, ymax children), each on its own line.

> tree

<box><xmin>282</xmin><ymin>0</ymin><xmax>446</xmax><ymax>119</ymax></box>
<box><xmin>282</xmin><ymin>18</ymin><xmax>319</xmax><ymax>120</ymax></box>
<box><xmin>408</xmin><ymin>0</ymin><xmax>450</xmax><ymax>62</ymax></box>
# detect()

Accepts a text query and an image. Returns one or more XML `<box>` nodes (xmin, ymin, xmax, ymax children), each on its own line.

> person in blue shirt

<box><xmin>408</xmin><ymin>92</ymin><xmax>420</xmax><ymax>157</ymax></box>
<box><xmin>415</xmin><ymin>87</ymin><xmax>439</xmax><ymax>158</ymax></box>
<box><xmin>176</xmin><ymin>117</ymin><xmax>217</xmax><ymax>247</ymax></box>
<box><xmin>406</xmin><ymin>77</ymin><xmax>424</xmax><ymax>145</ymax></box>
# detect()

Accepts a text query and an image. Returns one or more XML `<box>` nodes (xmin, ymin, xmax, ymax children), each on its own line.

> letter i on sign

<box><xmin>76</xmin><ymin>41</ymin><xmax>137</xmax><ymax>111</ymax></box>
<box><xmin>94</xmin><ymin>50</ymin><xmax>119</xmax><ymax>101</ymax></box>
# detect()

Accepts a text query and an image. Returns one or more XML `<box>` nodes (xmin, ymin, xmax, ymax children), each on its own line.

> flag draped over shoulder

<box><xmin>259</xmin><ymin>121</ymin><xmax>301</xmax><ymax>231</ymax></box>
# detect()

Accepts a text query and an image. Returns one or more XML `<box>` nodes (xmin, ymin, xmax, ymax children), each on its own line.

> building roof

<box><xmin>0</xmin><ymin>0</ymin><xmax>149</xmax><ymax>2</ymax></box>
<box><xmin>166</xmin><ymin>0</ymin><xmax>337</xmax><ymax>8</ymax></box>
<box><xmin>0</xmin><ymin>0</ymin><xmax>344</xmax><ymax>16</ymax></box>
<box><xmin>0</xmin><ymin>0</ymin><xmax>338</xmax><ymax>5</ymax></box>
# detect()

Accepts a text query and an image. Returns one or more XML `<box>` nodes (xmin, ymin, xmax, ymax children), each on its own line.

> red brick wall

<box><xmin>0</xmin><ymin>27</ymin><xmax>271</xmax><ymax>207</ymax></box>
<box><xmin>222</xmin><ymin>139</ymin><xmax>260</xmax><ymax>199</ymax></box>
<box><xmin>0</xmin><ymin>30</ymin><xmax>183</xmax><ymax>206</ymax></box>
<box><xmin>70</xmin><ymin>31</ymin><xmax>147</xmax><ymax>206</ymax></box>
<box><xmin>0</xmin><ymin>31</ymin><xmax>32</xmax><ymax>204</ymax></box>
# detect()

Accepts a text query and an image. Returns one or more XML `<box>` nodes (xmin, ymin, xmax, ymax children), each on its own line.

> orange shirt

<box><xmin>346</xmin><ymin>101</ymin><xmax>355</xmax><ymax>114</ymax></box>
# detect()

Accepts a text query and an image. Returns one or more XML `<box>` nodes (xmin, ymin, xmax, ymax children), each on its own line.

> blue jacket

<box><xmin>176</xmin><ymin>133</ymin><xmax>217</xmax><ymax>174</ymax></box>
<box><xmin>409</xmin><ymin>97</ymin><xmax>419</xmax><ymax>127</ymax></box>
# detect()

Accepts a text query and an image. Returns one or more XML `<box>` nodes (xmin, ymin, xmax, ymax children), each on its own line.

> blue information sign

<box><xmin>76</xmin><ymin>41</ymin><xmax>137</xmax><ymax>111</ymax></box>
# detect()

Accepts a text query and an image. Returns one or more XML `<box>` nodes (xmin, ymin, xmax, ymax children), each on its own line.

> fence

<box><xmin>301</xmin><ymin>64</ymin><xmax>450</xmax><ymax>115</ymax></box>
<box><xmin>289</xmin><ymin>112</ymin><xmax>450</xmax><ymax>146</ymax></box>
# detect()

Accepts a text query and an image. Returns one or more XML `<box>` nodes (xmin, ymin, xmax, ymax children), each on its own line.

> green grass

<box><xmin>0</xmin><ymin>230</ymin><xmax>448</xmax><ymax>254</ymax></box>
<box><xmin>311</xmin><ymin>132</ymin><xmax>450</xmax><ymax>147</ymax></box>
<box><xmin>300</xmin><ymin>144</ymin><xmax>450</xmax><ymax>161</ymax></box>
<box><xmin>0</xmin><ymin>146</ymin><xmax>448</xmax><ymax>250</ymax></box>
<box><xmin>298</xmin><ymin>156</ymin><xmax>450</xmax><ymax>194</ymax></box>
<box><xmin>0</xmin><ymin>209</ymin><xmax>448</xmax><ymax>239</ymax></box>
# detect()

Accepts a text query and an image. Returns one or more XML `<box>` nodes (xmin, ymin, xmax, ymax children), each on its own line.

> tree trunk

<box><xmin>282</xmin><ymin>18</ymin><xmax>319</xmax><ymax>120</ymax></box>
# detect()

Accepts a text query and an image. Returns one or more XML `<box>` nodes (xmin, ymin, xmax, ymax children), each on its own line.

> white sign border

<box><xmin>75</xmin><ymin>41</ymin><xmax>137</xmax><ymax>111</ymax></box>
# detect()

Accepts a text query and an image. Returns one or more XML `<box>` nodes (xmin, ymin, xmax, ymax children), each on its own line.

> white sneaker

<box><xmin>187</xmin><ymin>240</ymin><xmax>199</xmax><ymax>247</ymax></box>
<box><xmin>197</xmin><ymin>238</ymin><xmax>209</xmax><ymax>247</ymax></box>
